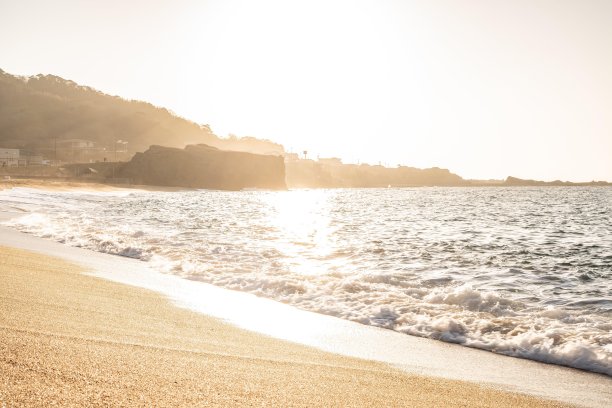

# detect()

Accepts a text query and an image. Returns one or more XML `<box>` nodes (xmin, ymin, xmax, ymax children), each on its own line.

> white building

<box><xmin>0</xmin><ymin>148</ymin><xmax>20</xmax><ymax>167</ymax></box>
<box><xmin>56</xmin><ymin>139</ymin><xmax>96</xmax><ymax>150</ymax></box>
<box><xmin>56</xmin><ymin>139</ymin><xmax>106</xmax><ymax>162</ymax></box>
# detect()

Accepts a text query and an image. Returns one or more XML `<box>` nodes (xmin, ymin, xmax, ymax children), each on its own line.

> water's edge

<box><xmin>2</xmin><ymin>187</ymin><xmax>610</xmax><ymax>377</ymax></box>
<box><xmin>1</xmin><ymin>222</ymin><xmax>611</xmax><ymax>408</ymax></box>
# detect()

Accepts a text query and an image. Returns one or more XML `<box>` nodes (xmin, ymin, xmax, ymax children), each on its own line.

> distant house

<box><xmin>17</xmin><ymin>149</ymin><xmax>44</xmax><ymax>166</ymax></box>
<box><xmin>0</xmin><ymin>148</ymin><xmax>20</xmax><ymax>167</ymax></box>
<box><xmin>0</xmin><ymin>149</ymin><xmax>47</xmax><ymax>167</ymax></box>
<box><xmin>28</xmin><ymin>155</ymin><xmax>44</xmax><ymax>165</ymax></box>
<box><xmin>56</xmin><ymin>139</ymin><xmax>103</xmax><ymax>163</ymax></box>
<box><xmin>283</xmin><ymin>152</ymin><xmax>300</xmax><ymax>162</ymax></box>
<box><xmin>56</xmin><ymin>139</ymin><xmax>96</xmax><ymax>150</ymax></box>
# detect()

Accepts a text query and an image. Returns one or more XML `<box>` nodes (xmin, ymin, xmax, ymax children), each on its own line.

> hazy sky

<box><xmin>1</xmin><ymin>0</ymin><xmax>611</xmax><ymax>181</ymax></box>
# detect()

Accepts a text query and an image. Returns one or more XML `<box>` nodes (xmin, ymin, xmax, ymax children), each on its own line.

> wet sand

<box><xmin>0</xmin><ymin>245</ymin><xmax>568</xmax><ymax>407</ymax></box>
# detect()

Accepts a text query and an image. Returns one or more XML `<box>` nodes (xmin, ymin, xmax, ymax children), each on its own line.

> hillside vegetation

<box><xmin>0</xmin><ymin>69</ymin><xmax>283</xmax><ymax>157</ymax></box>
<box><xmin>3</xmin><ymin>69</ymin><xmax>605</xmax><ymax>187</ymax></box>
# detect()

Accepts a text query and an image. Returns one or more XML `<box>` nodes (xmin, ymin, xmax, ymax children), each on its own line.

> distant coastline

<box><xmin>1</xmin><ymin>174</ymin><xmax>610</xmax><ymax>193</ymax></box>
<box><xmin>1</xmin><ymin>68</ymin><xmax>609</xmax><ymax>189</ymax></box>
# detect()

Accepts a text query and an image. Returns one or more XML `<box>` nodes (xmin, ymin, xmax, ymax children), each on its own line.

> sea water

<box><xmin>2</xmin><ymin>187</ymin><xmax>611</xmax><ymax>375</ymax></box>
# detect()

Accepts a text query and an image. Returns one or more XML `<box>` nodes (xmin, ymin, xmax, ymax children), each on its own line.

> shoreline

<box><xmin>1</xmin><ymin>186</ymin><xmax>611</xmax><ymax>406</ymax></box>
<box><xmin>0</xmin><ymin>177</ymin><xmax>194</xmax><ymax>192</ymax></box>
<box><xmin>0</xmin><ymin>243</ymin><xmax>572</xmax><ymax>407</ymax></box>
<box><xmin>1</xmin><ymin>177</ymin><xmax>611</xmax><ymax>193</ymax></box>
<box><xmin>0</xmin><ymin>224</ymin><xmax>611</xmax><ymax>407</ymax></box>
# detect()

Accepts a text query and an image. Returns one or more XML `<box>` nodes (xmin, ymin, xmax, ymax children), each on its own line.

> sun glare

<box><xmin>2</xmin><ymin>0</ymin><xmax>610</xmax><ymax>180</ymax></box>
<box><xmin>264</xmin><ymin>190</ymin><xmax>336</xmax><ymax>275</ymax></box>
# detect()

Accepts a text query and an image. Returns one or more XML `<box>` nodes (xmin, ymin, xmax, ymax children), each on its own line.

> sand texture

<box><xmin>0</xmin><ymin>178</ymin><xmax>123</xmax><ymax>192</ymax></box>
<box><xmin>0</xmin><ymin>177</ymin><xmax>187</xmax><ymax>192</ymax></box>
<box><xmin>0</xmin><ymin>246</ymin><xmax>569</xmax><ymax>407</ymax></box>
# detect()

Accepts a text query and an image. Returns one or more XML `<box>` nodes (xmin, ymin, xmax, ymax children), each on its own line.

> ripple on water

<box><xmin>3</xmin><ymin>186</ymin><xmax>612</xmax><ymax>375</ymax></box>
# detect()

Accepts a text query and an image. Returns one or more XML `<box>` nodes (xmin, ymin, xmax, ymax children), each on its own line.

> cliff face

<box><xmin>118</xmin><ymin>144</ymin><xmax>286</xmax><ymax>190</ymax></box>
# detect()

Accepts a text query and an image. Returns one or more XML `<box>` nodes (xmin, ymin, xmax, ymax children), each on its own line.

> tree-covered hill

<box><xmin>0</xmin><ymin>69</ymin><xmax>283</xmax><ymax>159</ymax></box>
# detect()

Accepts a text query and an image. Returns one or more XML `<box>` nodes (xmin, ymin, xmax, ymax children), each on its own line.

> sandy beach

<box><xmin>0</xmin><ymin>243</ymin><xmax>572</xmax><ymax>407</ymax></box>
<box><xmin>2</xmin><ymin>1</ymin><xmax>611</xmax><ymax>404</ymax></box>
<box><xmin>0</xmin><ymin>177</ymin><xmax>127</xmax><ymax>192</ymax></box>
<box><xmin>0</xmin><ymin>177</ymin><xmax>187</xmax><ymax>193</ymax></box>
<box><xmin>1</xmin><ymin>186</ymin><xmax>611</xmax><ymax>407</ymax></box>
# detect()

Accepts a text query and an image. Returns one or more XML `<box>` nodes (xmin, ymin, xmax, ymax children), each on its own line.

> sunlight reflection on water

<box><xmin>3</xmin><ymin>186</ymin><xmax>612</xmax><ymax>375</ymax></box>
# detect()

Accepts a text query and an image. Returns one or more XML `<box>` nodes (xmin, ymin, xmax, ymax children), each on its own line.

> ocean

<box><xmin>2</xmin><ymin>186</ymin><xmax>611</xmax><ymax>375</ymax></box>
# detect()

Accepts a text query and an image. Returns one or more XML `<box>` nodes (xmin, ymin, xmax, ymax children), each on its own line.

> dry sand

<box><xmin>0</xmin><ymin>177</ymin><xmax>123</xmax><ymax>192</ymax></box>
<box><xmin>0</xmin><ymin>245</ymin><xmax>569</xmax><ymax>407</ymax></box>
<box><xmin>0</xmin><ymin>177</ymin><xmax>186</xmax><ymax>192</ymax></box>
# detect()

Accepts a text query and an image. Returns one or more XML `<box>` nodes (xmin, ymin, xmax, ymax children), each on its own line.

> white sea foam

<box><xmin>2</xmin><ymin>186</ymin><xmax>611</xmax><ymax>375</ymax></box>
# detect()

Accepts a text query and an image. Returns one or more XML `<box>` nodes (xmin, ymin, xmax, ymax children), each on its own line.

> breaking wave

<box><xmin>2</xmin><ymin>187</ymin><xmax>611</xmax><ymax>375</ymax></box>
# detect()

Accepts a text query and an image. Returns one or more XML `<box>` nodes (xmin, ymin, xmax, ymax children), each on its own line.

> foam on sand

<box><xmin>1</xmin><ymin>224</ymin><xmax>611</xmax><ymax>407</ymax></box>
<box><xmin>3</xmin><ymin>187</ymin><xmax>610</xmax><ymax>377</ymax></box>
<box><xmin>1</xmin><ymin>244</ymin><xmax>570</xmax><ymax>407</ymax></box>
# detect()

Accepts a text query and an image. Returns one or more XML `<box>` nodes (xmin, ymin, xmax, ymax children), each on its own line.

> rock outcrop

<box><xmin>285</xmin><ymin>160</ymin><xmax>467</xmax><ymax>188</ymax></box>
<box><xmin>119</xmin><ymin>144</ymin><xmax>286</xmax><ymax>190</ymax></box>
<box><xmin>503</xmin><ymin>176</ymin><xmax>611</xmax><ymax>187</ymax></box>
